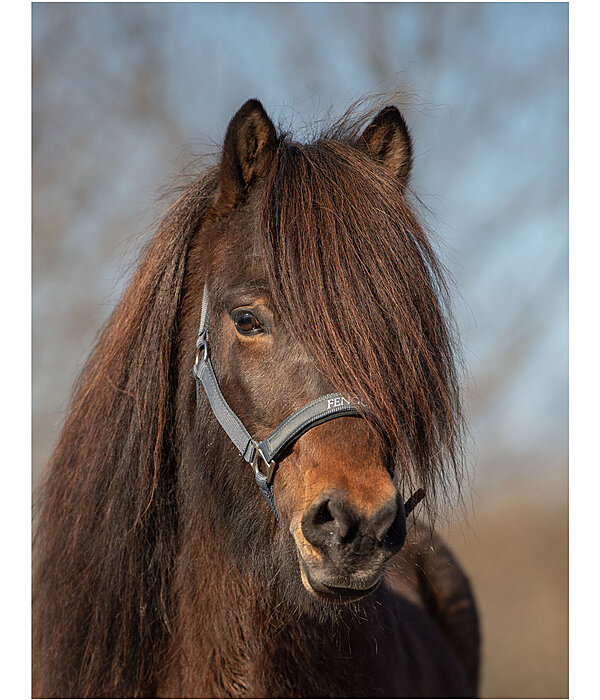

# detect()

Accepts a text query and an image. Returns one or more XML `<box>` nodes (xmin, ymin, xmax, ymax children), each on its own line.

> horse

<box><xmin>33</xmin><ymin>98</ymin><xmax>480</xmax><ymax>698</ymax></box>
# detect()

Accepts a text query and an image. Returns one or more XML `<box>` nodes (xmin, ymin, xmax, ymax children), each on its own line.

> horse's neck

<box><xmin>161</xmin><ymin>530</ymin><xmax>362</xmax><ymax>697</ymax></box>
<box><xmin>164</xmin><ymin>602</ymin><xmax>362</xmax><ymax>698</ymax></box>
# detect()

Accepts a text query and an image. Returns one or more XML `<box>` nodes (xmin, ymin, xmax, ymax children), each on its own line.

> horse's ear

<box><xmin>358</xmin><ymin>106</ymin><xmax>413</xmax><ymax>190</ymax></box>
<box><xmin>215</xmin><ymin>99</ymin><xmax>278</xmax><ymax>211</ymax></box>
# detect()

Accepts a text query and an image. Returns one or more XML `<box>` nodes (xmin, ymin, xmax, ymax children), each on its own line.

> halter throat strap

<box><xmin>192</xmin><ymin>284</ymin><xmax>425</xmax><ymax>524</ymax></box>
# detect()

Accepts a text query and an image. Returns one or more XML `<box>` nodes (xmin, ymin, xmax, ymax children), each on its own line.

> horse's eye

<box><xmin>233</xmin><ymin>311</ymin><xmax>263</xmax><ymax>335</ymax></box>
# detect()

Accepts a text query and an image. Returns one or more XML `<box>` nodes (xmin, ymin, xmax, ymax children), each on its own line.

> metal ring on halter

<box><xmin>195</xmin><ymin>336</ymin><xmax>209</xmax><ymax>366</ymax></box>
<box><xmin>251</xmin><ymin>443</ymin><xmax>276</xmax><ymax>485</ymax></box>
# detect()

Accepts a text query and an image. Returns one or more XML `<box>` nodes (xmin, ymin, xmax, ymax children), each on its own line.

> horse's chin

<box><xmin>296</xmin><ymin>553</ymin><xmax>383</xmax><ymax>604</ymax></box>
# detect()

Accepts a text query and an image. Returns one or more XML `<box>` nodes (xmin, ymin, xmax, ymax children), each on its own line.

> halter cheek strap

<box><xmin>193</xmin><ymin>284</ymin><xmax>425</xmax><ymax>524</ymax></box>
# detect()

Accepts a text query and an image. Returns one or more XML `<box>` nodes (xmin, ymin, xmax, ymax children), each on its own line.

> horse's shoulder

<box><xmin>382</xmin><ymin>520</ymin><xmax>481</xmax><ymax>693</ymax></box>
<box><xmin>392</xmin><ymin>520</ymin><xmax>477</xmax><ymax>604</ymax></box>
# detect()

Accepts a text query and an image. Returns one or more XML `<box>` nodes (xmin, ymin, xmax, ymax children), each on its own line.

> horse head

<box><xmin>180</xmin><ymin>100</ymin><xmax>461</xmax><ymax>605</ymax></box>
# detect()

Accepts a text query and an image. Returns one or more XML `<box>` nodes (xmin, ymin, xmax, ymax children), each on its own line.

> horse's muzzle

<box><xmin>293</xmin><ymin>488</ymin><xmax>406</xmax><ymax>603</ymax></box>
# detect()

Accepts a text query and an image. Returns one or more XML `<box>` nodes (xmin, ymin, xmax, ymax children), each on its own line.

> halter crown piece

<box><xmin>193</xmin><ymin>283</ymin><xmax>425</xmax><ymax>524</ymax></box>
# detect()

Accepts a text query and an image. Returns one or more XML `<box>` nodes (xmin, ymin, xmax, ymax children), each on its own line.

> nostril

<box><xmin>313</xmin><ymin>499</ymin><xmax>334</xmax><ymax>528</ymax></box>
<box><xmin>328</xmin><ymin>497</ymin><xmax>359</xmax><ymax>542</ymax></box>
<box><xmin>367</xmin><ymin>498</ymin><xmax>403</xmax><ymax>545</ymax></box>
<box><xmin>301</xmin><ymin>493</ymin><xmax>334</xmax><ymax>548</ymax></box>
<box><xmin>301</xmin><ymin>490</ymin><xmax>360</xmax><ymax>549</ymax></box>
<box><xmin>380</xmin><ymin>496</ymin><xmax>407</xmax><ymax>552</ymax></box>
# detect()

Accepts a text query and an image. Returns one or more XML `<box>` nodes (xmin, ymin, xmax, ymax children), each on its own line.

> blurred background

<box><xmin>32</xmin><ymin>3</ymin><xmax>568</xmax><ymax>697</ymax></box>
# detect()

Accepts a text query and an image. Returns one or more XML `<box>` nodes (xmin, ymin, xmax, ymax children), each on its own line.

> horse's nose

<box><xmin>301</xmin><ymin>489</ymin><xmax>405</xmax><ymax>555</ymax></box>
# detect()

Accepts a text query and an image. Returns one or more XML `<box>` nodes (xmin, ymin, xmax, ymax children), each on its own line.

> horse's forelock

<box><xmin>259</xmin><ymin>135</ymin><xmax>464</xmax><ymax>510</ymax></box>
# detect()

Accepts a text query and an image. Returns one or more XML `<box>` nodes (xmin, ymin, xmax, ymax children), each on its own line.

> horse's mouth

<box><xmin>297</xmin><ymin>554</ymin><xmax>383</xmax><ymax>604</ymax></box>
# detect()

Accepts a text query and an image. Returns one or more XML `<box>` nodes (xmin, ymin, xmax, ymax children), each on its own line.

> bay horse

<box><xmin>33</xmin><ymin>98</ymin><xmax>480</xmax><ymax>698</ymax></box>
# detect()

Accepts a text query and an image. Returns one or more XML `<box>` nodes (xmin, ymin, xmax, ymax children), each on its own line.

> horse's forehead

<box><xmin>210</xmin><ymin>204</ymin><xmax>269</xmax><ymax>294</ymax></box>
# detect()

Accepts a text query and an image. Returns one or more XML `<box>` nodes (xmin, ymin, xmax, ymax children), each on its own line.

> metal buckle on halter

<box><xmin>194</xmin><ymin>333</ymin><xmax>209</xmax><ymax>368</ymax></box>
<box><xmin>251</xmin><ymin>444</ymin><xmax>276</xmax><ymax>486</ymax></box>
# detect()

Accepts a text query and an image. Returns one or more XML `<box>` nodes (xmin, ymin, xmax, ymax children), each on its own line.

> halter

<box><xmin>193</xmin><ymin>284</ymin><xmax>425</xmax><ymax>524</ymax></box>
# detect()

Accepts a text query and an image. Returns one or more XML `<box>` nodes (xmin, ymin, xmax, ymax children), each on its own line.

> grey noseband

<box><xmin>193</xmin><ymin>284</ymin><xmax>424</xmax><ymax>523</ymax></box>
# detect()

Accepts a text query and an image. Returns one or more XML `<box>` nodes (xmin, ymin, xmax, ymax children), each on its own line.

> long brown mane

<box><xmin>33</xmin><ymin>100</ymin><xmax>466</xmax><ymax>698</ymax></box>
<box><xmin>33</xmin><ymin>172</ymin><xmax>219</xmax><ymax>696</ymax></box>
